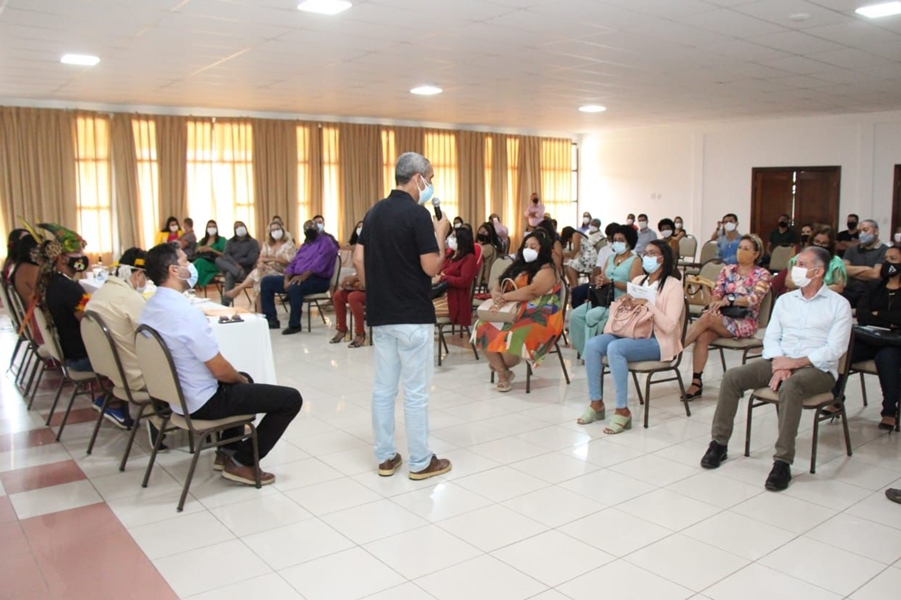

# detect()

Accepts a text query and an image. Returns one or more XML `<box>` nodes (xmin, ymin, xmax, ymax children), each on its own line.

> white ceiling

<box><xmin>1</xmin><ymin>0</ymin><xmax>901</xmax><ymax>134</ymax></box>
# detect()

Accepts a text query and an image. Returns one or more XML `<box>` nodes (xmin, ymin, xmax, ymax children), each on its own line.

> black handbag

<box><xmin>430</xmin><ymin>281</ymin><xmax>449</xmax><ymax>299</ymax></box>
<box><xmin>720</xmin><ymin>305</ymin><xmax>750</xmax><ymax>319</ymax></box>
<box><xmin>588</xmin><ymin>283</ymin><xmax>614</xmax><ymax>308</ymax></box>
<box><xmin>854</xmin><ymin>325</ymin><xmax>901</xmax><ymax>348</ymax></box>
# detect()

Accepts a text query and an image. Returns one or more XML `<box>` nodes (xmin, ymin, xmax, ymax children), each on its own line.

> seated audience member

<box><xmin>10</xmin><ymin>233</ymin><xmax>41</xmax><ymax>310</ymax></box>
<box><xmin>139</xmin><ymin>244</ymin><xmax>302</xmax><ymax>485</ymax></box>
<box><xmin>3</xmin><ymin>228</ymin><xmax>28</xmax><ymax>282</ymax></box>
<box><xmin>683</xmin><ymin>235</ymin><xmax>772</xmax><ymax>399</ymax></box>
<box><xmin>836</xmin><ymin>213</ymin><xmax>860</xmax><ymax>257</ymax></box>
<box><xmin>471</xmin><ymin>232</ymin><xmax>564</xmax><ymax>392</ymax></box>
<box><xmin>38</xmin><ymin>224</ymin><xmax>132</xmax><ymax>428</ymax></box>
<box><xmin>476</xmin><ymin>221</ymin><xmax>504</xmax><ymax>285</ymax></box>
<box><xmin>224</xmin><ymin>221</ymin><xmax>297</xmax><ymax>311</ymax></box>
<box><xmin>312</xmin><ymin>214</ymin><xmax>338</xmax><ymax>246</ymax></box>
<box><xmin>658</xmin><ymin>218</ymin><xmax>679</xmax><ymax>258</ymax></box>
<box><xmin>88</xmin><ymin>248</ymin><xmax>154</xmax><ymax>437</ymax></box>
<box><xmin>699</xmin><ymin>246</ymin><xmax>852</xmax><ymax>491</ymax></box>
<box><xmin>271</xmin><ymin>215</ymin><xmax>294</xmax><ymax>244</ymax></box>
<box><xmin>434</xmin><ymin>226</ymin><xmax>479</xmax><ymax>326</ymax></box>
<box><xmin>193</xmin><ymin>220</ymin><xmax>226</xmax><ymax>288</ymax></box>
<box><xmin>767</xmin><ymin>213</ymin><xmax>798</xmax><ymax>255</ymax></box>
<box><xmin>452</xmin><ymin>216</ymin><xmax>464</xmax><ymax>230</ymax></box>
<box><xmin>852</xmin><ymin>245</ymin><xmax>901</xmax><ymax>430</ymax></box>
<box><xmin>179</xmin><ymin>217</ymin><xmax>197</xmax><ymax>260</ymax></box>
<box><xmin>798</xmin><ymin>223</ymin><xmax>814</xmax><ymax>250</ymax></box>
<box><xmin>154</xmin><ymin>216</ymin><xmax>182</xmax><ymax>246</ymax></box>
<box><xmin>260</xmin><ymin>220</ymin><xmax>338</xmax><ymax>335</ymax></box>
<box><xmin>578</xmin><ymin>211</ymin><xmax>593</xmax><ymax>234</ymax></box>
<box><xmin>672</xmin><ymin>216</ymin><xmax>687</xmax><ymax>243</ymax></box>
<box><xmin>489</xmin><ymin>213</ymin><xmax>510</xmax><ymax>251</ymax></box>
<box><xmin>571</xmin><ymin>222</ymin><xmax>620</xmax><ymax>309</ymax></box>
<box><xmin>843</xmin><ymin>219</ymin><xmax>887</xmax><ymax>307</ymax></box>
<box><xmin>578</xmin><ymin>241</ymin><xmax>683</xmax><ymax>432</ymax></box>
<box><xmin>561</xmin><ymin>225</ymin><xmax>599</xmax><ymax>288</ymax></box>
<box><xmin>525</xmin><ymin>192</ymin><xmax>545</xmax><ymax>230</ymax></box>
<box><xmin>635</xmin><ymin>214</ymin><xmax>658</xmax><ymax>255</ymax></box>
<box><xmin>785</xmin><ymin>225</ymin><xmax>846</xmax><ymax>294</ymax></box>
<box><xmin>625</xmin><ymin>213</ymin><xmax>637</xmax><ymax>230</ymax></box>
<box><xmin>217</xmin><ymin>221</ymin><xmax>261</xmax><ymax>306</ymax></box>
<box><xmin>330</xmin><ymin>272</ymin><xmax>366</xmax><ymax>348</ymax></box>
<box><xmin>347</xmin><ymin>221</ymin><xmax>364</xmax><ymax>248</ymax></box>
<box><xmin>570</xmin><ymin>225</ymin><xmax>641</xmax><ymax>357</ymax></box>
<box><xmin>711</xmin><ymin>213</ymin><xmax>741</xmax><ymax>265</ymax></box>
<box><xmin>536</xmin><ymin>219</ymin><xmax>564</xmax><ymax>275</ymax></box>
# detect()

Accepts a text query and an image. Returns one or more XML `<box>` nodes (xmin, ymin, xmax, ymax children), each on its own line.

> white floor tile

<box><xmin>210</xmin><ymin>493</ymin><xmax>314</xmax><ymax>537</ymax></box>
<box><xmin>415</xmin><ymin>555</ymin><xmax>547</xmax><ymax>600</ymax></box>
<box><xmin>559</xmin><ymin>507</ymin><xmax>674</xmax><ymax>557</ymax></box>
<box><xmin>682</xmin><ymin>510</ymin><xmax>796</xmax><ymax>561</ymax></box>
<box><xmin>186</xmin><ymin>573</ymin><xmax>303</xmax><ymax>600</ymax></box>
<box><xmin>454</xmin><ymin>466</ymin><xmax>549</xmax><ymax>502</ymax></box>
<box><xmin>89</xmin><ymin>463</ymin><xmax>181</xmax><ymax>501</ymax></box>
<box><xmin>501</xmin><ymin>485</ymin><xmax>605</xmax><ymax>528</ymax></box>
<box><xmin>468</xmin><ymin>437</ymin><xmax>551</xmax><ymax>464</ymax></box>
<box><xmin>807</xmin><ymin>512</ymin><xmax>901</xmax><ymax>564</ymax></box>
<box><xmin>609</xmin><ymin>454</ymin><xmax>700</xmax><ymax>487</ymax></box>
<box><xmin>847</xmin><ymin>490</ymin><xmax>901</xmax><ymax>532</ymax></box>
<box><xmin>514</xmin><ymin>425</ymin><xmax>592</xmax><ymax>450</ymax></box>
<box><xmin>8</xmin><ymin>479</ymin><xmax>102</xmax><ymax>519</ymax></box>
<box><xmin>243</xmin><ymin>518</ymin><xmax>355</xmax><ymax>570</ymax></box>
<box><xmin>153</xmin><ymin>539</ymin><xmax>272</xmax><ymax>598</ymax></box>
<box><xmin>558</xmin><ymin>559</ymin><xmax>693</xmax><ymax>600</ymax></box>
<box><xmin>508</xmin><ymin>451</ymin><xmax>599</xmax><ymax>483</ymax></box>
<box><xmin>731</xmin><ymin>491</ymin><xmax>837</xmax><ymax>534</ymax></box>
<box><xmin>285</xmin><ymin>476</ymin><xmax>382</xmax><ymax>516</ymax></box>
<box><xmin>618</xmin><ymin>488</ymin><xmax>721</xmax><ymax>531</ymax></box>
<box><xmin>280</xmin><ymin>547</ymin><xmax>405</xmax><ymax>600</ymax></box>
<box><xmin>0</xmin><ymin>444</ymin><xmax>72</xmax><ymax>473</ymax></box>
<box><xmin>850</xmin><ymin>566</ymin><xmax>901</xmax><ymax>600</ymax></box>
<box><xmin>559</xmin><ymin>468</ymin><xmax>656</xmax><ymax>506</ymax></box>
<box><xmin>783</xmin><ymin>477</ymin><xmax>873</xmax><ymax>510</ymax></box>
<box><xmin>362</xmin><ymin>582</ymin><xmax>437</xmax><ymax>600</ymax></box>
<box><xmin>322</xmin><ymin>498</ymin><xmax>428</xmax><ymax>544</ymax></box>
<box><xmin>626</xmin><ymin>533</ymin><xmax>749</xmax><ymax>591</ymax></box>
<box><xmin>491</xmin><ymin>530</ymin><xmax>615</xmax><ymax>586</ymax></box>
<box><xmin>759</xmin><ymin>536</ymin><xmax>886</xmax><ymax>596</ymax></box>
<box><xmin>364</xmin><ymin>524</ymin><xmax>482</xmax><ymax>579</ymax></box>
<box><xmin>391</xmin><ymin>481</ymin><xmax>492</xmax><ymax>522</ymax></box>
<box><xmin>269</xmin><ymin>457</ymin><xmax>345</xmax><ymax>492</ymax></box>
<box><xmin>129</xmin><ymin>510</ymin><xmax>235</xmax><ymax>559</ymax></box>
<box><xmin>437</xmin><ymin>504</ymin><xmax>548</xmax><ymax>552</ymax></box>
<box><xmin>107</xmin><ymin>486</ymin><xmax>205</xmax><ymax>527</ymax></box>
<box><xmin>566</xmin><ymin>438</ymin><xmax>645</xmax><ymax>468</ymax></box>
<box><xmin>705</xmin><ymin>563</ymin><xmax>842</xmax><ymax>600</ymax></box>
<box><xmin>665</xmin><ymin>471</ymin><xmax>764</xmax><ymax>509</ymax></box>
<box><xmin>437</xmin><ymin>448</ymin><xmax>501</xmax><ymax>481</ymax></box>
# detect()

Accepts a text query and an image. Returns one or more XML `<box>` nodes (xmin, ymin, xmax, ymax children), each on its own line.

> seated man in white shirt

<box><xmin>139</xmin><ymin>243</ymin><xmax>302</xmax><ymax>485</ymax></box>
<box><xmin>698</xmin><ymin>246</ymin><xmax>852</xmax><ymax>491</ymax></box>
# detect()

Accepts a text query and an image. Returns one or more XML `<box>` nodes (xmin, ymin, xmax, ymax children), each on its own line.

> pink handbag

<box><xmin>603</xmin><ymin>299</ymin><xmax>654</xmax><ymax>339</ymax></box>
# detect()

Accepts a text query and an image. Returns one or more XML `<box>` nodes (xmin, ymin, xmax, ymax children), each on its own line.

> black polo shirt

<box><xmin>359</xmin><ymin>190</ymin><xmax>440</xmax><ymax>326</ymax></box>
<box><xmin>46</xmin><ymin>272</ymin><xmax>89</xmax><ymax>361</ymax></box>
<box><xmin>769</xmin><ymin>227</ymin><xmax>797</xmax><ymax>248</ymax></box>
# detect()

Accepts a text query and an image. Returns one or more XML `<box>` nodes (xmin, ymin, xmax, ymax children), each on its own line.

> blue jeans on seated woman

<box><xmin>585</xmin><ymin>334</ymin><xmax>660</xmax><ymax>409</ymax></box>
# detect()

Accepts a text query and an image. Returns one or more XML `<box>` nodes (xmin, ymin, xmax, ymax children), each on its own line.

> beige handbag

<box><xmin>685</xmin><ymin>275</ymin><xmax>715</xmax><ymax>307</ymax></box>
<box><xmin>476</xmin><ymin>278</ymin><xmax>522</xmax><ymax>323</ymax></box>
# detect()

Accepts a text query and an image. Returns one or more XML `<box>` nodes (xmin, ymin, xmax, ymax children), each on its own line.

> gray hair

<box><xmin>802</xmin><ymin>246</ymin><xmax>831</xmax><ymax>270</ymax></box>
<box><xmin>861</xmin><ymin>219</ymin><xmax>878</xmax><ymax>231</ymax></box>
<box><xmin>395</xmin><ymin>152</ymin><xmax>432</xmax><ymax>185</ymax></box>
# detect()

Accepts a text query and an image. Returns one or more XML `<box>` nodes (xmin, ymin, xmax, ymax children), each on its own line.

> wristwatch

<box><xmin>727</xmin><ymin>294</ymin><xmax>736</xmax><ymax>305</ymax></box>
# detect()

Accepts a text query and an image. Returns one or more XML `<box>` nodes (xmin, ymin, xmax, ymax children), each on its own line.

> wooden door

<box><xmin>751</xmin><ymin>168</ymin><xmax>793</xmax><ymax>235</ymax></box>
<box><xmin>795</xmin><ymin>167</ymin><xmax>840</xmax><ymax>229</ymax></box>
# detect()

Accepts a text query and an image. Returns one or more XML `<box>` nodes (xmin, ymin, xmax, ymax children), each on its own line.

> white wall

<box><xmin>579</xmin><ymin>110</ymin><xmax>901</xmax><ymax>239</ymax></box>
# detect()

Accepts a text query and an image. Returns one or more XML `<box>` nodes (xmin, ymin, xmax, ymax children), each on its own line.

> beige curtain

<box><xmin>518</xmin><ymin>135</ymin><xmax>542</xmax><ymax>220</ymax></box>
<box><xmin>506</xmin><ymin>136</ymin><xmax>522</xmax><ymax>247</ymax></box>
<box><xmin>423</xmin><ymin>129</ymin><xmax>459</xmax><ymax>220</ymax></box>
<box><xmin>338</xmin><ymin>123</ymin><xmax>381</xmax><ymax>243</ymax></box>
<box><xmin>110</xmin><ymin>114</ymin><xmax>141</xmax><ymax>250</ymax></box>
<box><xmin>155</xmin><ymin>115</ymin><xmax>187</xmax><ymax>226</ymax></box>
<box><xmin>252</xmin><ymin>118</ymin><xmax>297</xmax><ymax>238</ymax></box>
<box><xmin>395</xmin><ymin>126</ymin><xmax>424</xmax><ymax>157</ymax></box>
<box><xmin>457</xmin><ymin>131</ymin><xmax>486</xmax><ymax>226</ymax></box>
<box><xmin>0</xmin><ymin>107</ymin><xmax>77</xmax><ymax>244</ymax></box>
<box><xmin>540</xmin><ymin>137</ymin><xmax>575</xmax><ymax>229</ymax></box>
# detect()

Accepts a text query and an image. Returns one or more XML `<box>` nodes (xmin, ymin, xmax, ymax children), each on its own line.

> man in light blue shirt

<box><xmin>139</xmin><ymin>244</ymin><xmax>302</xmax><ymax>486</ymax></box>
<box><xmin>634</xmin><ymin>213</ymin><xmax>658</xmax><ymax>255</ymax></box>
<box><xmin>699</xmin><ymin>246</ymin><xmax>852</xmax><ymax>491</ymax></box>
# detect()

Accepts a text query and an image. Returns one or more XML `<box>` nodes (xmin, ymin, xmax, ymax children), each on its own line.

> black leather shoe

<box><xmin>886</xmin><ymin>488</ymin><xmax>901</xmax><ymax>505</ymax></box>
<box><xmin>765</xmin><ymin>461</ymin><xmax>792</xmax><ymax>491</ymax></box>
<box><xmin>282</xmin><ymin>326</ymin><xmax>302</xmax><ymax>335</ymax></box>
<box><xmin>700</xmin><ymin>440</ymin><xmax>728</xmax><ymax>469</ymax></box>
<box><xmin>267</xmin><ymin>320</ymin><xmax>280</xmax><ymax>330</ymax></box>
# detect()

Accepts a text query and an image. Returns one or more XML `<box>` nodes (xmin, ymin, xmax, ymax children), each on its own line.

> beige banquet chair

<box><xmin>709</xmin><ymin>289</ymin><xmax>775</xmax><ymax>370</ymax></box>
<box><xmin>134</xmin><ymin>324</ymin><xmax>262</xmax><ymax>512</ymax></box>
<box><xmin>303</xmin><ymin>254</ymin><xmax>343</xmax><ymax>332</ymax></box>
<box><xmin>769</xmin><ymin>245</ymin><xmax>797</xmax><ymax>273</ymax></box>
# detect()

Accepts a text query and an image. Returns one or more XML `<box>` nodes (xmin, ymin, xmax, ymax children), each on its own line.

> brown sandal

<box><xmin>348</xmin><ymin>334</ymin><xmax>366</xmax><ymax>348</ymax></box>
<box><xmin>330</xmin><ymin>331</ymin><xmax>347</xmax><ymax>344</ymax></box>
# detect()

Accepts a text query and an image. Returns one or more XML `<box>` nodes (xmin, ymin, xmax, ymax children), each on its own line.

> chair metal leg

<box><xmin>840</xmin><ymin>403</ymin><xmax>853</xmax><ymax>458</ymax></box>
<box><xmin>142</xmin><ymin>415</ymin><xmax>170</xmax><ymax>487</ymax></box>
<box><xmin>86</xmin><ymin>393</ymin><xmax>113</xmax><ymax>454</ymax></box>
<box><xmin>26</xmin><ymin>361</ymin><xmax>49</xmax><ymax>409</ymax></box>
<box><xmin>250</xmin><ymin>425</ymin><xmax>262</xmax><ymax>489</ymax></box>
<box><xmin>7</xmin><ymin>336</ymin><xmax>25</xmax><ymax>374</ymax></box>
<box><xmin>119</xmin><ymin>409</ymin><xmax>145</xmax><ymax>472</ymax></box>
<box><xmin>55</xmin><ymin>385</ymin><xmax>80</xmax><ymax>441</ymax></box>
<box><xmin>810</xmin><ymin>409</ymin><xmax>821</xmax><ymax>474</ymax></box>
<box><xmin>45</xmin><ymin>378</ymin><xmax>66</xmax><ymax>425</ymax></box>
<box><xmin>744</xmin><ymin>399</ymin><xmax>755</xmax><ymax>457</ymax></box>
<box><xmin>675</xmin><ymin>369</ymin><xmax>690</xmax><ymax>416</ymax></box>
<box><xmin>526</xmin><ymin>363</ymin><xmax>532</xmax><ymax>394</ymax></box>
<box><xmin>437</xmin><ymin>325</ymin><xmax>444</xmax><ymax>366</ymax></box>
<box><xmin>858</xmin><ymin>372</ymin><xmax>868</xmax><ymax>407</ymax></box>
<box><xmin>555</xmin><ymin>342</ymin><xmax>570</xmax><ymax>385</ymax></box>
<box><xmin>719</xmin><ymin>348</ymin><xmax>727</xmax><ymax>372</ymax></box>
<box><xmin>632</xmin><ymin>371</ymin><xmax>644</xmax><ymax>405</ymax></box>
<box><xmin>178</xmin><ymin>434</ymin><xmax>205</xmax><ymax>512</ymax></box>
<box><xmin>14</xmin><ymin>345</ymin><xmax>33</xmax><ymax>388</ymax></box>
<box><xmin>643</xmin><ymin>373</ymin><xmax>653</xmax><ymax>429</ymax></box>
<box><xmin>21</xmin><ymin>351</ymin><xmax>41</xmax><ymax>397</ymax></box>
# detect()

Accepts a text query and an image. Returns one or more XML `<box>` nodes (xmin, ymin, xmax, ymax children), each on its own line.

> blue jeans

<box><xmin>371</xmin><ymin>324</ymin><xmax>434</xmax><ymax>472</ymax></box>
<box><xmin>260</xmin><ymin>274</ymin><xmax>329</xmax><ymax>328</ymax></box>
<box><xmin>66</xmin><ymin>356</ymin><xmax>93</xmax><ymax>372</ymax></box>
<box><xmin>585</xmin><ymin>334</ymin><xmax>660</xmax><ymax>409</ymax></box>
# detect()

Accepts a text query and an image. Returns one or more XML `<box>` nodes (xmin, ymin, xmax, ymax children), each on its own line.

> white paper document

<box><xmin>627</xmin><ymin>282</ymin><xmax>657</xmax><ymax>303</ymax></box>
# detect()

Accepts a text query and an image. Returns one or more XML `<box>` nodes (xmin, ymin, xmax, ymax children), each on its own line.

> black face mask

<box><xmin>477</xmin><ymin>234</ymin><xmax>489</xmax><ymax>242</ymax></box>
<box><xmin>881</xmin><ymin>262</ymin><xmax>899</xmax><ymax>280</ymax></box>
<box><xmin>67</xmin><ymin>255</ymin><xmax>89</xmax><ymax>272</ymax></box>
<box><xmin>532</xmin><ymin>198</ymin><xmax>539</xmax><ymax>204</ymax></box>
<box><xmin>304</xmin><ymin>228</ymin><xmax>318</xmax><ymax>242</ymax></box>
<box><xmin>848</xmin><ymin>221</ymin><xmax>858</xmax><ymax>229</ymax></box>
<box><xmin>778</xmin><ymin>220</ymin><xmax>788</xmax><ymax>228</ymax></box>
<box><xmin>800</xmin><ymin>234</ymin><xmax>810</xmax><ymax>244</ymax></box>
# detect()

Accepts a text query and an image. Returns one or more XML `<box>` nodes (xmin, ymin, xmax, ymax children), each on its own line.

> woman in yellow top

<box><xmin>154</xmin><ymin>216</ymin><xmax>182</xmax><ymax>246</ymax></box>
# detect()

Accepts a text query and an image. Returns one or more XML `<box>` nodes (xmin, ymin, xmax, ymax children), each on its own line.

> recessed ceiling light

<box><xmin>579</xmin><ymin>105</ymin><xmax>607</xmax><ymax>113</ymax></box>
<box><xmin>297</xmin><ymin>0</ymin><xmax>352</xmax><ymax>15</ymax></box>
<box><xmin>855</xmin><ymin>2</ymin><xmax>901</xmax><ymax>18</ymax></box>
<box><xmin>411</xmin><ymin>85</ymin><xmax>442</xmax><ymax>96</ymax></box>
<box><xmin>60</xmin><ymin>53</ymin><xmax>100</xmax><ymax>66</ymax></box>
<box><xmin>788</xmin><ymin>12</ymin><xmax>811</xmax><ymax>21</ymax></box>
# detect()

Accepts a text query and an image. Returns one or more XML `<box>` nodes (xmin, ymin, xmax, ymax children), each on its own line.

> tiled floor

<box><xmin>1</xmin><ymin>306</ymin><xmax>901</xmax><ymax>599</ymax></box>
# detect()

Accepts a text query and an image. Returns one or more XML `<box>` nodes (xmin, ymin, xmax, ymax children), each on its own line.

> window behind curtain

<box><xmin>186</xmin><ymin>120</ymin><xmax>255</xmax><ymax>237</ymax></box>
<box><xmin>380</xmin><ymin>128</ymin><xmax>396</xmax><ymax>198</ymax></box>
<box><xmin>132</xmin><ymin>118</ymin><xmax>159</xmax><ymax>249</ymax></box>
<box><xmin>506</xmin><ymin>137</ymin><xmax>520</xmax><ymax>241</ymax></box>
<box><xmin>296</xmin><ymin>124</ymin><xmax>312</xmax><ymax>234</ymax></box>
<box><xmin>540</xmin><ymin>138</ymin><xmax>575</xmax><ymax>227</ymax></box>
<box><xmin>74</xmin><ymin>115</ymin><xmax>113</xmax><ymax>258</ymax></box>
<box><xmin>424</xmin><ymin>130</ymin><xmax>458</xmax><ymax>221</ymax></box>
<box><xmin>484</xmin><ymin>136</ymin><xmax>493</xmax><ymax>216</ymax></box>
<box><xmin>321</xmin><ymin>125</ymin><xmax>340</xmax><ymax>232</ymax></box>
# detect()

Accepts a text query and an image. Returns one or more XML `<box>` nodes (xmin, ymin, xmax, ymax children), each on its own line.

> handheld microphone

<box><xmin>432</xmin><ymin>197</ymin><xmax>442</xmax><ymax>221</ymax></box>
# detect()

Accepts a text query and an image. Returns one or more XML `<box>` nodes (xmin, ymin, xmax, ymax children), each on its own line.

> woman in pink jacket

<box><xmin>578</xmin><ymin>240</ymin><xmax>685</xmax><ymax>433</ymax></box>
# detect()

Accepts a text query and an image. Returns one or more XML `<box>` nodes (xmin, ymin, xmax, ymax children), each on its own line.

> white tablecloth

<box><xmin>207</xmin><ymin>312</ymin><xmax>277</xmax><ymax>385</ymax></box>
<box><xmin>79</xmin><ymin>277</ymin><xmax>102</xmax><ymax>295</ymax></box>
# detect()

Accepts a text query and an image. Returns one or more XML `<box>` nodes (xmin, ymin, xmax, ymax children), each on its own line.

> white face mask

<box><xmin>791</xmin><ymin>265</ymin><xmax>812</xmax><ymax>288</ymax></box>
<box><xmin>661</xmin><ymin>229</ymin><xmax>673</xmax><ymax>238</ymax></box>
<box><xmin>356</xmin><ymin>227</ymin><xmax>362</xmax><ymax>236</ymax></box>
<box><xmin>724</xmin><ymin>222</ymin><xmax>737</xmax><ymax>233</ymax></box>
<box><xmin>637</xmin><ymin>220</ymin><xmax>648</xmax><ymax>230</ymax></box>
<box><xmin>447</xmin><ymin>236</ymin><xmax>458</xmax><ymax>251</ymax></box>
<box><xmin>589</xmin><ymin>225</ymin><xmax>599</xmax><ymax>234</ymax></box>
<box><xmin>675</xmin><ymin>222</ymin><xmax>683</xmax><ymax>230</ymax></box>
<box><xmin>169</xmin><ymin>224</ymin><xmax>178</xmax><ymax>232</ymax></box>
<box><xmin>626</xmin><ymin>218</ymin><xmax>634</xmax><ymax>226</ymax></box>
<box><xmin>582</xmin><ymin>217</ymin><xmax>590</xmax><ymax>225</ymax></box>
<box><xmin>207</xmin><ymin>227</ymin><xmax>217</xmax><ymax>236</ymax></box>
<box><xmin>316</xmin><ymin>222</ymin><xmax>324</xmax><ymax>232</ymax></box>
<box><xmin>522</xmin><ymin>247</ymin><xmax>539</xmax><ymax>263</ymax></box>
<box><xmin>132</xmin><ymin>273</ymin><xmax>146</xmax><ymax>294</ymax></box>
<box><xmin>894</xmin><ymin>233</ymin><xmax>901</xmax><ymax>244</ymax></box>
<box><xmin>271</xmin><ymin>229</ymin><xmax>284</xmax><ymax>240</ymax></box>
<box><xmin>454</xmin><ymin>223</ymin><xmax>462</xmax><ymax>229</ymax></box>
<box><xmin>236</xmin><ymin>226</ymin><xmax>247</xmax><ymax>237</ymax></box>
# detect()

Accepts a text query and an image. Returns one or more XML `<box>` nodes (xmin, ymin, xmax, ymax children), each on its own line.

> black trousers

<box><xmin>191</xmin><ymin>381</ymin><xmax>302</xmax><ymax>466</ymax></box>
<box><xmin>851</xmin><ymin>341</ymin><xmax>901</xmax><ymax>418</ymax></box>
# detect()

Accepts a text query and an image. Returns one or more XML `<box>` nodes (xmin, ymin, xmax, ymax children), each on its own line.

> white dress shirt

<box><xmin>762</xmin><ymin>284</ymin><xmax>852</xmax><ymax>379</ymax></box>
<box><xmin>138</xmin><ymin>287</ymin><xmax>220</xmax><ymax>414</ymax></box>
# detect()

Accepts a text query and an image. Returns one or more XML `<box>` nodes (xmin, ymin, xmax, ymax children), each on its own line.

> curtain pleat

<box><xmin>539</xmin><ymin>137</ymin><xmax>575</xmax><ymax>229</ymax></box>
<box><xmin>338</xmin><ymin>123</ymin><xmax>381</xmax><ymax>243</ymax></box>
<box><xmin>111</xmin><ymin>114</ymin><xmax>141</xmax><ymax>250</ymax></box>
<box><xmin>457</xmin><ymin>130</ymin><xmax>486</xmax><ymax>226</ymax></box>
<box><xmin>395</xmin><ymin>126</ymin><xmax>424</xmax><ymax>157</ymax></box>
<box><xmin>155</xmin><ymin>115</ymin><xmax>188</xmax><ymax>226</ymax></box>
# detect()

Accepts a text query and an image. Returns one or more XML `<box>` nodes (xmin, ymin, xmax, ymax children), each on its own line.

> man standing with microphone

<box><xmin>353</xmin><ymin>152</ymin><xmax>453</xmax><ymax>480</ymax></box>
